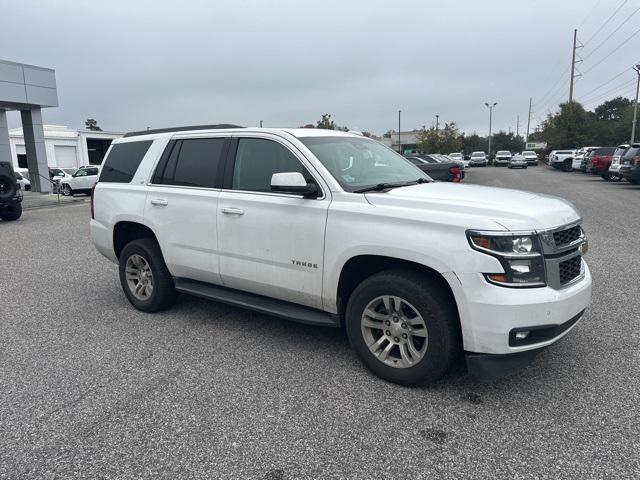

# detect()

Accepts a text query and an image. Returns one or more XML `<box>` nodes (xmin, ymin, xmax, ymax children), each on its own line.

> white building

<box><xmin>9</xmin><ymin>125</ymin><xmax>123</xmax><ymax>170</ymax></box>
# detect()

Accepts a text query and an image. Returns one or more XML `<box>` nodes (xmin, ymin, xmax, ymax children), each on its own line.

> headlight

<box><xmin>467</xmin><ymin>231</ymin><xmax>546</xmax><ymax>287</ymax></box>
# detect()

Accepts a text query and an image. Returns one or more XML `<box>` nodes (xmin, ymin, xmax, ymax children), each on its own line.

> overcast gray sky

<box><xmin>3</xmin><ymin>0</ymin><xmax>639</xmax><ymax>135</ymax></box>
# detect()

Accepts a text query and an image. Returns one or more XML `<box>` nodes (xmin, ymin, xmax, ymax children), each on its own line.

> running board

<box><xmin>174</xmin><ymin>278</ymin><xmax>340</xmax><ymax>328</ymax></box>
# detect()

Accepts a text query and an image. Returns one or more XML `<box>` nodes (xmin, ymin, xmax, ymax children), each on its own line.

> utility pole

<box><xmin>398</xmin><ymin>110</ymin><xmax>402</xmax><ymax>154</ymax></box>
<box><xmin>632</xmin><ymin>65</ymin><xmax>640</xmax><ymax>143</ymax></box>
<box><xmin>435</xmin><ymin>114</ymin><xmax>439</xmax><ymax>132</ymax></box>
<box><xmin>485</xmin><ymin>102</ymin><xmax>497</xmax><ymax>158</ymax></box>
<box><xmin>526</xmin><ymin>97</ymin><xmax>532</xmax><ymax>144</ymax></box>
<box><xmin>516</xmin><ymin>115</ymin><xmax>520</xmax><ymax>138</ymax></box>
<box><xmin>260</xmin><ymin>120</ymin><xmax>263</xmax><ymax>127</ymax></box>
<box><xmin>568</xmin><ymin>29</ymin><xmax>583</xmax><ymax>102</ymax></box>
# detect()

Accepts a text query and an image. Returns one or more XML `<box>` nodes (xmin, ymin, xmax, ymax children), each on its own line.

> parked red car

<box><xmin>586</xmin><ymin>146</ymin><xmax>616</xmax><ymax>179</ymax></box>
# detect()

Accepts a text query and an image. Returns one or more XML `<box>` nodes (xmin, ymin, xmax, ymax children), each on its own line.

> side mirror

<box><xmin>270</xmin><ymin>172</ymin><xmax>318</xmax><ymax>197</ymax></box>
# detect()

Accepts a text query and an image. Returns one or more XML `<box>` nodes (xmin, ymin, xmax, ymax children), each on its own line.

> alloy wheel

<box><xmin>361</xmin><ymin>295</ymin><xmax>428</xmax><ymax>368</ymax></box>
<box><xmin>125</xmin><ymin>254</ymin><xmax>154</xmax><ymax>300</ymax></box>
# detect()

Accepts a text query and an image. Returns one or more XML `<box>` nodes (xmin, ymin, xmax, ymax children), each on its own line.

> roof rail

<box><xmin>123</xmin><ymin>124</ymin><xmax>244</xmax><ymax>138</ymax></box>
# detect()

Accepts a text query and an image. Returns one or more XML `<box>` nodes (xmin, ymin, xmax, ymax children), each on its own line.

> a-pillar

<box><xmin>20</xmin><ymin>107</ymin><xmax>50</xmax><ymax>193</ymax></box>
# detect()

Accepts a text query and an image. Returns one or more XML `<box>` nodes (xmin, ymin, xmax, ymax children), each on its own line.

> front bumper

<box><xmin>443</xmin><ymin>260</ymin><xmax>592</xmax><ymax>355</ymax></box>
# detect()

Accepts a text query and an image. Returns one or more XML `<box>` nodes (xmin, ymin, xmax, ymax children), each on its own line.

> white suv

<box><xmin>90</xmin><ymin>126</ymin><xmax>592</xmax><ymax>386</ymax></box>
<box><xmin>60</xmin><ymin>165</ymin><xmax>100</xmax><ymax>196</ymax></box>
<box><xmin>494</xmin><ymin>150</ymin><xmax>512</xmax><ymax>166</ymax></box>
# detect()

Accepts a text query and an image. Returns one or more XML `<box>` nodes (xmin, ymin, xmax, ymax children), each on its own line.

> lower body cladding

<box><xmin>443</xmin><ymin>260</ymin><xmax>592</xmax><ymax>379</ymax></box>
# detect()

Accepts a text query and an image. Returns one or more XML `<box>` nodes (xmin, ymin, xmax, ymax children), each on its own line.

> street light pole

<box><xmin>435</xmin><ymin>114</ymin><xmax>439</xmax><ymax>132</ymax></box>
<box><xmin>398</xmin><ymin>110</ymin><xmax>402</xmax><ymax>154</ymax></box>
<box><xmin>260</xmin><ymin>120</ymin><xmax>263</xmax><ymax>128</ymax></box>
<box><xmin>631</xmin><ymin>65</ymin><xmax>640</xmax><ymax>144</ymax></box>
<box><xmin>485</xmin><ymin>102</ymin><xmax>497</xmax><ymax>158</ymax></box>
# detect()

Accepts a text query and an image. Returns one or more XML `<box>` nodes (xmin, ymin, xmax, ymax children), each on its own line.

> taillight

<box><xmin>90</xmin><ymin>183</ymin><xmax>96</xmax><ymax>219</ymax></box>
<box><xmin>449</xmin><ymin>166</ymin><xmax>461</xmax><ymax>182</ymax></box>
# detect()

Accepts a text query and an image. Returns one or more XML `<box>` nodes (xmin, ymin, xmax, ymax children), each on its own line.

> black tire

<box><xmin>0</xmin><ymin>173</ymin><xmax>16</xmax><ymax>200</ymax></box>
<box><xmin>345</xmin><ymin>270</ymin><xmax>460</xmax><ymax>386</ymax></box>
<box><xmin>563</xmin><ymin>159</ymin><xmax>573</xmax><ymax>172</ymax></box>
<box><xmin>62</xmin><ymin>184</ymin><xmax>73</xmax><ymax>196</ymax></box>
<box><xmin>0</xmin><ymin>202</ymin><xmax>22</xmax><ymax>221</ymax></box>
<box><xmin>118</xmin><ymin>238</ymin><xmax>177</xmax><ymax>312</ymax></box>
<box><xmin>629</xmin><ymin>179</ymin><xmax>639</xmax><ymax>185</ymax></box>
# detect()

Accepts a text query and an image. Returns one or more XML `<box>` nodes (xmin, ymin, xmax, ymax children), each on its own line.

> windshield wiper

<box><xmin>353</xmin><ymin>178</ymin><xmax>429</xmax><ymax>193</ymax></box>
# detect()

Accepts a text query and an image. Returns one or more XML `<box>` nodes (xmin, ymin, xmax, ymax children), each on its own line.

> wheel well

<box><xmin>113</xmin><ymin>221</ymin><xmax>157</xmax><ymax>259</ymax></box>
<box><xmin>336</xmin><ymin>255</ymin><xmax>459</xmax><ymax>321</ymax></box>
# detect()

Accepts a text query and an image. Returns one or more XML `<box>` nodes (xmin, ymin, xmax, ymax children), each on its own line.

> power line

<box><xmin>578</xmin><ymin>0</ymin><xmax>603</xmax><ymax>28</ymax></box>
<box><xmin>537</xmin><ymin>65</ymin><xmax>571</xmax><ymax>105</ymax></box>
<box><xmin>583</xmin><ymin>6</ymin><xmax>640</xmax><ymax>61</ymax></box>
<box><xmin>583</xmin><ymin>25</ymin><xmax>640</xmax><ymax>74</ymax></box>
<box><xmin>583</xmin><ymin>84</ymin><xmax>637</xmax><ymax>110</ymax></box>
<box><xmin>580</xmin><ymin>77</ymin><xmax>636</xmax><ymax>103</ymax></box>
<box><xmin>577</xmin><ymin>67</ymin><xmax>633</xmax><ymax>98</ymax></box>
<box><xmin>582</xmin><ymin>0</ymin><xmax>628</xmax><ymax>45</ymax></box>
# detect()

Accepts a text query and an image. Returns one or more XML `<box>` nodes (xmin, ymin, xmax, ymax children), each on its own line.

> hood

<box><xmin>364</xmin><ymin>182</ymin><xmax>580</xmax><ymax>231</ymax></box>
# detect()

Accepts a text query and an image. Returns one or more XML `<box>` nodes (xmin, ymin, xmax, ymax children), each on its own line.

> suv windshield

<box><xmin>471</xmin><ymin>152</ymin><xmax>484</xmax><ymax>157</ymax></box>
<box><xmin>300</xmin><ymin>136</ymin><xmax>427</xmax><ymax>192</ymax></box>
<box><xmin>496</xmin><ymin>151</ymin><xmax>511</xmax><ymax>155</ymax></box>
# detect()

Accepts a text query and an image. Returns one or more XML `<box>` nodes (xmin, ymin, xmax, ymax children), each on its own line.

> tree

<box><xmin>416</xmin><ymin>122</ymin><xmax>462</xmax><ymax>153</ymax></box>
<box><xmin>489</xmin><ymin>130</ymin><xmax>525</xmax><ymax>153</ymax></box>
<box><xmin>317</xmin><ymin>113</ymin><xmax>337</xmax><ymax>130</ymax></box>
<box><xmin>84</xmin><ymin>118</ymin><xmax>102</xmax><ymax>131</ymax></box>
<box><xmin>594</xmin><ymin>96</ymin><xmax>632</xmax><ymax>122</ymax></box>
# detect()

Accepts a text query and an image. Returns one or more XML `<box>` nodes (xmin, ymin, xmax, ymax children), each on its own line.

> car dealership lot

<box><xmin>1</xmin><ymin>167</ymin><xmax>638</xmax><ymax>479</ymax></box>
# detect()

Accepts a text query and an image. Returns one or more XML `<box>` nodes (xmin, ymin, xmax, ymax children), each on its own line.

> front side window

<box><xmin>75</xmin><ymin>169</ymin><xmax>89</xmax><ymax>177</ymax></box>
<box><xmin>299</xmin><ymin>136</ymin><xmax>425</xmax><ymax>192</ymax></box>
<box><xmin>232</xmin><ymin>138</ymin><xmax>307</xmax><ymax>193</ymax></box>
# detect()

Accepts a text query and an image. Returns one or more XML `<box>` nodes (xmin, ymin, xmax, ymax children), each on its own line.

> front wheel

<box><xmin>62</xmin><ymin>184</ymin><xmax>73</xmax><ymax>196</ymax></box>
<box><xmin>0</xmin><ymin>202</ymin><xmax>22</xmax><ymax>221</ymax></box>
<box><xmin>119</xmin><ymin>238</ymin><xmax>177</xmax><ymax>312</ymax></box>
<box><xmin>345</xmin><ymin>270</ymin><xmax>460</xmax><ymax>386</ymax></box>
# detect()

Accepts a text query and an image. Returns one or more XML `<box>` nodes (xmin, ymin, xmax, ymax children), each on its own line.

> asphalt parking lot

<box><xmin>1</xmin><ymin>166</ymin><xmax>638</xmax><ymax>479</ymax></box>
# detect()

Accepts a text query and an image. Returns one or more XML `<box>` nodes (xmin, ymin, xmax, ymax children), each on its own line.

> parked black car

<box><xmin>404</xmin><ymin>155</ymin><xmax>463</xmax><ymax>182</ymax></box>
<box><xmin>620</xmin><ymin>143</ymin><xmax>640</xmax><ymax>185</ymax></box>
<box><xmin>0</xmin><ymin>161</ymin><xmax>23</xmax><ymax>221</ymax></box>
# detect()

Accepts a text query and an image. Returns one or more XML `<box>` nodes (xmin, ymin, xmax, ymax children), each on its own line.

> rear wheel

<box><xmin>119</xmin><ymin>238</ymin><xmax>177</xmax><ymax>312</ymax></box>
<box><xmin>345</xmin><ymin>270</ymin><xmax>460</xmax><ymax>386</ymax></box>
<box><xmin>563</xmin><ymin>159</ymin><xmax>573</xmax><ymax>172</ymax></box>
<box><xmin>0</xmin><ymin>203</ymin><xmax>22</xmax><ymax>221</ymax></box>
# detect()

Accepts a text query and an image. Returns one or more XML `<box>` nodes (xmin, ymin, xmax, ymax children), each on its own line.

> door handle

<box><xmin>150</xmin><ymin>198</ymin><xmax>168</xmax><ymax>206</ymax></box>
<box><xmin>222</xmin><ymin>207</ymin><xmax>244</xmax><ymax>215</ymax></box>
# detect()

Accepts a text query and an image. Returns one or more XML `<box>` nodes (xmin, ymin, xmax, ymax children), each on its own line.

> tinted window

<box><xmin>153</xmin><ymin>138</ymin><xmax>224</xmax><ymax>188</ymax></box>
<box><xmin>100</xmin><ymin>141</ymin><xmax>152</xmax><ymax>183</ymax></box>
<box><xmin>173</xmin><ymin>138</ymin><xmax>224</xmax><ymax>188</ymax></box>
<box><xmin>232</xmin><ymin>138</ymin><xmax>306</xmax><ymax>192</ymax></box>
<box><xmin>623</xmin><ymin>147</ymin><xmax>640</xmax><ymax>159</ymax></box>
<box><xmin>594</xmin><ymin>147</ymin><xmax>615</xmax><ymax>155</ymax></box>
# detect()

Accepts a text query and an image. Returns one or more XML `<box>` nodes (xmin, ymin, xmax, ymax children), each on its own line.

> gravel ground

<box><xmin>1</xmin><ymin>166</ymin><xmax>638</xmax><ymax>479</ymax></box>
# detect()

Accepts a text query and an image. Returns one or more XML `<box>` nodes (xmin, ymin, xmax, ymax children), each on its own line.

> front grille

<box><xmin>559</xmin><ymin>256</ymin><xmax>582</xmax><ymax>285</ymax></box>
<box><xmin>553</xmin><ymin>225</ymin><xmax>581</xmax><ymax>247</ymax></box>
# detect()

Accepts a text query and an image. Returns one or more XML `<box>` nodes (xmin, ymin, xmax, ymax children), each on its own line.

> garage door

<box><xmin>54</xmin><ymin>146</ymin><xmax>78</xmax><ymax>168</ymax></box>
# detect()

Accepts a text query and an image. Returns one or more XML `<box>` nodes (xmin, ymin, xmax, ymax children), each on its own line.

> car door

<box><xmin>143</xmin><ymin>136</ymin><xmax>227</xmax><ymax>285</ymax></box>
<box><xmin>217</xmin><ymin>135</ymin><xmax>330</xmax><ymax>309</ymax></box>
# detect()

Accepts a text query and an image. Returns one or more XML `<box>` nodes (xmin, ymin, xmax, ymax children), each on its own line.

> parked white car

<box><xmin>550</xmin><ymin>150</ymin><xmax>577</xmax><ymax>171</ymax></box>
<box><xmin>60</xmin><ymin>165</ymin><xmax>100</xmax><ymax>196</ymax></box>
<box><xmin>522</xmin><ymin>151</ymin><xmax>539</xmax><ymax>165</ymax></box>
<box><xmin>14</xmin><ymin>171</ymin><xmax>31</xmax><ymax>191</ymax></box>
<box><xmin>572</xmin><ymin>147</ymin><xmax>598</xmax><ymax>170</ymax></box>
<box><xmin>448</xmin><ymin>152</ymin><xmax>469</xmax><ymax>168</ymax></box>
<box><xmin>469</xmin><ymin>151</ymin><xmax>488</xmax><ymax>166</ymax></box>
<box><xmin>90</xmin><ymin>126</ymin><xmax>591</xmax><ymax>386</ymax></box>
<box><xmin>494</xmin><ymin>150</ymin><xmax>512</xmax><ymax>166</ymax></box>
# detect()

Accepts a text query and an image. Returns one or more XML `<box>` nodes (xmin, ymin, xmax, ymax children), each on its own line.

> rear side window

<box><xmin>152</xmin><ymin>138</ymin><xmax>225</xmax><ymax>188</ymax></box>
<box><xmin>623</xmin><ymin>147</ymin><xmax>640</xmax><ymax>159</ymax></box>
<box><xmin>594</xmin><ymin>147</ymin><xmax>615</xmax><ymax>155</ymax></box>
<box><xmin>231</xmin><ymin>138</ymin><xmax>306</xmax><ymax>193</ymax></box>
<box><xmin>100</xmin><ymin>141</ymin><xmax>152</xmax><ymax>183</ymax></box>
